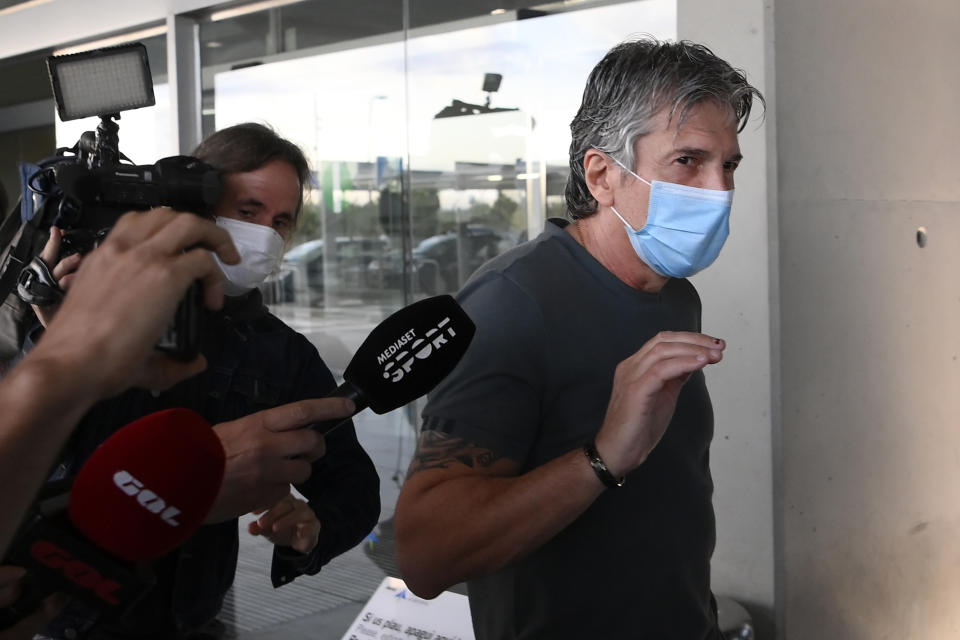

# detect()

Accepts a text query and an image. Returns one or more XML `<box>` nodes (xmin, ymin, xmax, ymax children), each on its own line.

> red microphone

<box><xmin>1</xmin><ymin>408</ymin><xmax>224</xmax><ymax>629</ymax></box>
<box><xmin>69</xmin><ymin>408</ymin><xmax>224</xmax><ymax>562</ymax></box>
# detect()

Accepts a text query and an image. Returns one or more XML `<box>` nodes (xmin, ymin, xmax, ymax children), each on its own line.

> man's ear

<box><xmin>583</xmin><ymin>148</ymin><xmax>616</xmax><ymax>207</ymax></box>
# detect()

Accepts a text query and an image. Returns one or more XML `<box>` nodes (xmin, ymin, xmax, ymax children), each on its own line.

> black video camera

<box><xmin>16</xmin><ymin>43</ymin><xmax>221</xmax><ymax>360</ymax></box>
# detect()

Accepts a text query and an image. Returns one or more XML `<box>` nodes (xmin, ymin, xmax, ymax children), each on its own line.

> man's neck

<box><xmin>567</xmin><ymin>212</ymin><xmax>669</xmax><ymax>293</ymax></box>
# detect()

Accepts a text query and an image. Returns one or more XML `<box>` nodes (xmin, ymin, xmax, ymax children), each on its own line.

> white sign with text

<box><xmin>340</xmin><ymin>577</ymin><xmax>475</xmax><ymax>640</ymax></box>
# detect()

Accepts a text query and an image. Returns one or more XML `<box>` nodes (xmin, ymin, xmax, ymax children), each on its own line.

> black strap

<box><xmin>0</xmin><ymin>197</ymin><xmax>23</xmax><ymax>249</ymax></box>
<box><xmin>583</xmin><ymin>441</ymin><xmax>625</xmax><ymax>489</ymax></box>
<box><xmin>17</xmin><ymin>256</ymin><xmax>64</xmax><ymax>306</ymax></box>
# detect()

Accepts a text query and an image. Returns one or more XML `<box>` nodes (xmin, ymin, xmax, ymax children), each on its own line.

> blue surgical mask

<box><xmin>608</xmin><ymin>155</ymin><xmax>733</xmax><ymax>278</ymax></box>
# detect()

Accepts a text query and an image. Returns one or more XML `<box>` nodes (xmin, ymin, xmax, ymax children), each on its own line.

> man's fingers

<box><xmin>643</xmin><ymin>355</ymin><xmax>714</xmax><ymax>386</ymax></box>
<box><xmin>236</xmin><ymin>427</ymin><xmax>324</xmax><ymax>462</ymax></box>
<box><xmin>621</xmin><ymin>340</ymin><xmax>723</xmax><ymax>388</ymax></box>
<box><xmin>254</xmin><ymin>497</ymin><xmax>296</xmax><ymax>531</ymax></box>
<box><xmin>106</xmin><ymin>209</ymin><xmax>239</xmax><ymax>265</ymax></box>
<box><xmin>39</xmin><ymin>227</ymin><xmax>62</xmax><ymax>265</ymax></box>
<box><xmin>277</xmin><ymin>458</ymin><xmax>314</xmax><ymax>486</ymax></box>
<box><xmin>258</xmin><ymin>398</ymin><xmax>355</xmax><ymax>433</ymax></box>
<box><xmin>105</xmin><ymin>209</ymin><xmax>178</xmax><ymax>248</ymax></box>
<box><xmin>174</xmin><ymin>248</ymin><xmax>226</xmax><ymax>312</ymax></box>
<box><xmin>58</xmin><ymin>273</ymin><xmax>76</xmax><ymax>292</ymax></box>
<box><xmin>51</xmin><ymin>253</ymin><xmax>82</xmax><ymax>281</ymax></box>
<box><xmin>270</xmin><ymin>508</ymin><xmax>312</xmax><ymax>535</ymax></box>
<box><xmin>633</xmin><ymin>331</ymin><xmax>725</xmax><ymax>361</ymax></box>
<box><xmin>145</xmin><ymin>211</ymin><xmax>239</xmax><ymax>264</ymax></box>
<box><xmin>133</xmin><ymin>353</ymin><xmax>208</xmax><ymax>392</ymax></box>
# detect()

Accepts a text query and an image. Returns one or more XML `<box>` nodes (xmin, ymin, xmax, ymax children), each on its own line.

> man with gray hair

<box><xmin>394</xmin><ymin>37</ymin><xmax>763</xmax><ymax>639</ymax></box>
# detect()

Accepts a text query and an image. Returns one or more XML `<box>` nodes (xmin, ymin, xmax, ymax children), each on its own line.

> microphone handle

<box><xmin>308</xmin><ymin>381</ymin><xmax>367</xmax><ymax>435</ymax></box>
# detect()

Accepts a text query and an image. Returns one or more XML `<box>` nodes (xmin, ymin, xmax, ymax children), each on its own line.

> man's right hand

<box><xmin>27</xmin><ymin>208</ymin><xmax>240</xmax><ymax>397</ymax></box>
<box><xmin>593</xmin><ymin>331</ymin><xmax>725</xmax><ymax>479</ymax></box>
<box><xmin>204</xmin><ymin>396</ymin><xmax>356</xmax><ymax>524</ymax></box>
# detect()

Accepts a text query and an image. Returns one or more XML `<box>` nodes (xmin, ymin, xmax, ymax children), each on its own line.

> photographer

<box><xmin>21</xmin><ymin>124</ymin><xmax>380</xmax><ymax>640</ymax></box>
<box><xmin>0</xmin><ymin>208</ymin><xmax>238</xmax><ymax>557</ymax></box>
<box><xmin>0</xmin><ymin>209</ymin><xmax>235</xmax><ymax>640</ymax></box>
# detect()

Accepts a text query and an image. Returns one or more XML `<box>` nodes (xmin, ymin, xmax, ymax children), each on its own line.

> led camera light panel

<box><xmin>47</xmin><ymin>43</ymin><xmax>155</xmax><ymax>121</ymax></box>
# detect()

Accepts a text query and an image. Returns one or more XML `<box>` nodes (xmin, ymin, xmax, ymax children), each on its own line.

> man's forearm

<box><xmin>394</xmin><ymin>447</ymin><xmax>605</xmax><ymax>599</ymax></box>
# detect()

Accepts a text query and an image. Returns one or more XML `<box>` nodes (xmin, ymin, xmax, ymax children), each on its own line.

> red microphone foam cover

<box><xmin>68</xmin><ymin>408</ymin><xmax>225</xmax><ymax>562</ymax></box>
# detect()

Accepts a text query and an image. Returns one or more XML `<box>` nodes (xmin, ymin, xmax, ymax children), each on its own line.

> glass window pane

<box><xmin>406</xmin><ymin>0</ymin><xmax>676</xmax><ymax>293</ymax></box>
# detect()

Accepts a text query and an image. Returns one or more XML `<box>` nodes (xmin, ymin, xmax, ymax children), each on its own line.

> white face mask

<box><xmin>214</xmin><ymin>217</ymin><xmax>285</xmax><ymax>297</ymax></box>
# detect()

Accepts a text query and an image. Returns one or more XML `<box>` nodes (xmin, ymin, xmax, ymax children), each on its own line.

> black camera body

<box><xmin>54</xmin><ymin>155</ymin><xmax>222</xmax><ymax>257</ymax></box>
<box><xmin>36</xmin><ymin>148</ymin><xmax>222</xmax><ymax>361</ymax></box>
<box><xmin>13</xmin><ymin>43</ymin><xmax>222</xmax><ymax>361</ymax></box>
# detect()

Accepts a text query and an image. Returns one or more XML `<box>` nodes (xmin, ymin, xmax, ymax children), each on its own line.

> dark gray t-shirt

<box><xmin>421</xmin><ymin>219</ymin><xmax>719</xmax><ymax>639</ymax></box>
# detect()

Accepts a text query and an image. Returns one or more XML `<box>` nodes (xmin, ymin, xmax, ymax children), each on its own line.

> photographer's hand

<box><xmin>0</xmin><ymin>207</ymin><xmax>239</xmax><ymax>555</ymax></box>
<box><xmin>30</xmin><ymin>227</ymin><xmax>83</xmax><ymax>328</ymax></box>
<box><xmin>30</xmin><ymin>208</ymin><xmax>240</xmax><ymax>396</ymax></box>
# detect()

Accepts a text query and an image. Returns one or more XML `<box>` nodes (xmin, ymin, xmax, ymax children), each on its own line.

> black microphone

<box><xmin>310</xmin><ymin>294</ymin><xmax>475</xmax><ymax>434</ymax></box>
<box><xmin>0</xmin><ymin>409</ymin><xmax>225</xmax><ymax>634</ymax></box>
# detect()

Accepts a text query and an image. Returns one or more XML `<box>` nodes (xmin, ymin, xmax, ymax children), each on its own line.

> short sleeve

<box><xmin>420</xmin><ymin>270</ymin><xmax>545</xmax><ymax>463</ymax></box>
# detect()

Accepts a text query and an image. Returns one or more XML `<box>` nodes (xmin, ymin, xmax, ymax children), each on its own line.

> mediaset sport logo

<box><xmin>377</xmin><ymin>317</ymin><xmax>458</xmax><ymax>383</ymax></box>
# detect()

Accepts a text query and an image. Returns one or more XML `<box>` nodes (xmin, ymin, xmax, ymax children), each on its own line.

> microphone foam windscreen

<box><xmin>344</xmin><ymin>294</ymin><xmax>476</xmax><ymax>414</ymax></box>
<box><xmin>68</xmin><ymin>408</ymin><xmax>225</xmax><ymax>562</ymax></box>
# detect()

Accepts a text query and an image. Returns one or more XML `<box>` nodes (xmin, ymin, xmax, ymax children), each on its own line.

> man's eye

<box><xmin>675</xmin><ymin>156</ymin><xmax>693</xmax><ymax>165</ymax></box>
<box><xmin>724</xmin><ymin>161</ymin><xmax>740</xmax><ymax>171</ymax></box>
<box><xmin>239</xmin><ymin>210</ymin><xmax>254</xmax><ymax>217</ymax></box>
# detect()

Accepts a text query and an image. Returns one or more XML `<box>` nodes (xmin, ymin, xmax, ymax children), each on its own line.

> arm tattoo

<box><xmin>407</xmin><ymin>430</ymin><xmax>503</xmax><ymax>475</ymax></box>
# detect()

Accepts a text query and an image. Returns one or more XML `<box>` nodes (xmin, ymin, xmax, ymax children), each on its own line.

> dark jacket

<box><xmin>38</xmin><ymin>290</ymin><xmax>381</xmax><ymax>638</ymax></box>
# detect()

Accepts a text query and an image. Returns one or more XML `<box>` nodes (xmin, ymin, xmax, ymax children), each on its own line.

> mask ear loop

<box><xmin>609</xmin><ymin>205</ymin><xmax>640</xmax><ymax>233</ymax></box>
<box><xmin>604</xmin><ymin>152</ymin><xmax>653</xmax><ymax>187</ymax></box>
<box><xmin>591</xmin><ymin>148</ymin><xmax>652</xmax><ymax>232</ymax></box>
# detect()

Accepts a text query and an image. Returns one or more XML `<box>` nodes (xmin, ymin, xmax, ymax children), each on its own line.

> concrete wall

<box><xmin>775</xmin><ymin>1</ymin><xmax>960</xmax><ymax>637</ymax></box>
<box><xmin>678</xmin><ymin>1</ymin><xmax>777</xmax><ymax>637</ymax></box>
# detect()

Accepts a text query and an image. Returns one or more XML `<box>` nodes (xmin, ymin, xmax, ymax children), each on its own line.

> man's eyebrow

<box><xmin>670</xmin><ymin>146</ymin><xmax>743</xmax><ymax>163</ymax></box>
<box><xmin>238</xmin><ymin>198</ymin><xmax>264</xmax><ymax>208</ymax></box>
<box><xmin>673</xmin><ymin>146</ymin><xmax>709</xmax><ymax>156</ymax></box>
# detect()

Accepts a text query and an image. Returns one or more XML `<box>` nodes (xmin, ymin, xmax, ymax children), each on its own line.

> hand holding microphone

<box><xmin>308</xmin><ymin>294</ymin><xmax>476</xmax><ymax>434</ymax></box>
<box><xmin>206</xmin><ymin>295</ymin><xmax>476</xmax><ymax>523</ymax></box>
<box><xmin>205</xmin><ymin>396</ymin><xmax>354</xmax><ymax>524</ymax></box>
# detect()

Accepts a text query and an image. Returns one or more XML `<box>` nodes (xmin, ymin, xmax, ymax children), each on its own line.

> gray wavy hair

<box><xmin>565</xmin><ymin>37</ymin><xmax>764</xmax><ymax>219</ymax></box>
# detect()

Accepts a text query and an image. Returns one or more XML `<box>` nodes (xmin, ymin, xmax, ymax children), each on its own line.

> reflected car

<box><xmin>260</xmin><ymin>236</ymin><xmax>389</xmax><ymax>305</ymax></box>
<box><xmin>413</xmin><ymin>225</ymin><xmax>506</xmax><ymax>294</ymax></box>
